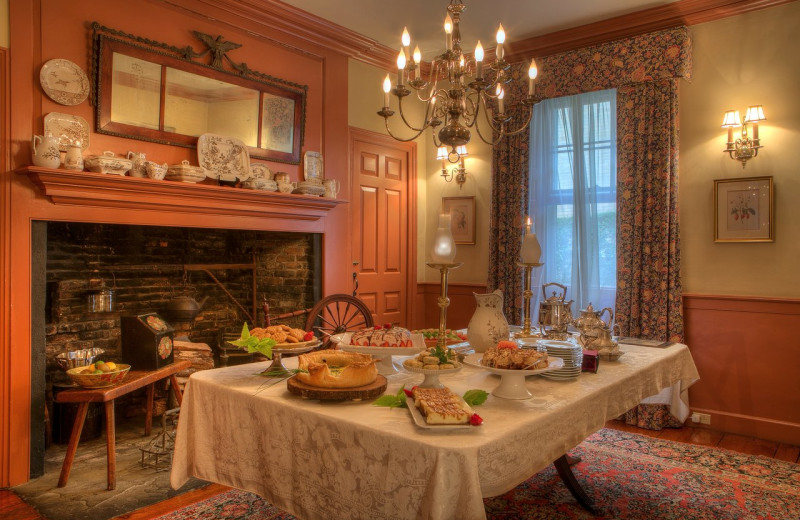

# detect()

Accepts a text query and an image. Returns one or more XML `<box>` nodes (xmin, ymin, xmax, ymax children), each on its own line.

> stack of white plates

<box><xmin>537</xmin><ymin>340</ymin><xmax>582</xmax><ymax>380</ymax></box>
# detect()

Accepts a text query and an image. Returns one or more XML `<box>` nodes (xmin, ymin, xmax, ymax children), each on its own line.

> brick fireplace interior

<box><xmin>30</xmin><ymin>221</ymin><xmax>322</xmax><ymax>476</ymax></box>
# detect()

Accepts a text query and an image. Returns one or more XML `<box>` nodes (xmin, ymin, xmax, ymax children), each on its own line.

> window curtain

<box><xmin>489</xmin><ymin>26</ymin><xmax>691</xmax><ymax>342</ymax></box>
<box><xmin>529</xmin><ymin>90</ymin><xmax>617</xmax><ymax>316</ymax></box>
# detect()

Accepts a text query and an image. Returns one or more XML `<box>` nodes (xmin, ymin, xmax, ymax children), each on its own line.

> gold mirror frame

<box><xmin>91</xmin><ymin>23</ymin><xmax>307</xmax><ymax>164</ymax></box>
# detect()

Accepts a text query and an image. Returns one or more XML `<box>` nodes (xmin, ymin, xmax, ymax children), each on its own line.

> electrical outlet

<box><xmin>691</xmin><ymin>412</ymin><xmax>711</xmax><ymax>425</ymax></box>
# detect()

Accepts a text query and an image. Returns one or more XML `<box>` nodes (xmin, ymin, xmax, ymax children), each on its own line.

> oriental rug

<box><xmin>152</xmin><ymin>428</ymin><xmax>800</xmax><ymax>520</ymax></box>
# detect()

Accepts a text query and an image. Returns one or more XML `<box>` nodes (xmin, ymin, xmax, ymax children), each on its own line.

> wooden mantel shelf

<box><xmin>18</xmin><ymin>166</ymin><xmax>346</xmax><ymax>222</ymax></box>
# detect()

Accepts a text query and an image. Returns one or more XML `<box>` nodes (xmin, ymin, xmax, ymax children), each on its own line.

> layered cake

<box><xmin>350</xmin><ymin>324</ymin><xmax>412</xmax><ymax>347</ymax></box>
<box><xmin>411</xmin><ymin>386</ymin><xmax>473</xmax><ymax>425</ymax></box>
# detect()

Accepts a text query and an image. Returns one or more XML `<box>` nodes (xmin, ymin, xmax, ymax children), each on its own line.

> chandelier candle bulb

<box><xmin>528</xmin><ymin>59</ymin><xmax>538</xmax><ymax>96</ymax></box>
<box><xmin>444</xmin><ymin>15</ymin><xmax>453</xmax><ymax>50</ymax></box>
<box><xmin>382</xmin><ymin>75</ymin><xmax>391</xmax><ymax>108</ymax></box>
<box><xmin>497</xmin><ymin>84</ymin><xmax>505</xmax><ymax>115</ymax></box>
<box><xmin>496</xmin><ymin>24</ymin><xmax>505</xmax><ymax>61</ymax></box>
<box><xmin>475</xmin><ymin>41</ymin><xmax>484</xmax><ymax>79</ymax></box>
<box><xmin>413</xmin><ymin>46</ymin><xmax>422</xmax><ymax>77</ymax></box>
<box><xmin>402</xmin><ymin>27</ymin><xmax>411</xmax><ymax>58</ymax></box>
<box><xmin>397</xmin><ymin>49</ymin><xmax>406</xmax><ymax>86</ymax></box>
<box><xmin>521</xmin><ymin>216</ymin><xmax>542</xmax><ymax>264</ymax></box>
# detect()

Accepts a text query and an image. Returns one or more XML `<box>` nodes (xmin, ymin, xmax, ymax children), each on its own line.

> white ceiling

<box><xmin>281</xmin><ymin>0</ymin><xmax>680</xmax><ymax>59</ymax></box>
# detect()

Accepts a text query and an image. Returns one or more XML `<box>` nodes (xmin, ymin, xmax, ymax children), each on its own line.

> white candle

<box><xmin>382</xmin><ymin>74</ymin><xmax>391</xmax><ymax>107</ymax></box>
<box><xmin>495</xmin><ymin>24</ymin><xmax>505</xmax><ymax>61</ymax></box>
<box><xmin>396</xmin><ymin>49</ymin><xmax>406</xmax><ymax>86</ymax></box>
<box><xmin>444</xmin><ymin>15</ymin><xmax>453</xmax><ymax>50</ymax></box>
<box><xmin>521</xmin><ymin>216</ymin><xmax>542</xmax><ymax>264</ymax></box>
<box><xmin>475</xmin><ymin>41</ymin><xmax>484</xmax><ymax>80</ymax></box>
<box><xmin>413</xmin><ymin>46</ymin><xmax>421</xmax><ymax>78</ymax></box>
<box><xmin>496</xmin><ymin>84</ymin><xmax>504</xmax><ymax>115</ymax></box>
<box><xmin>528</xmin><ymin>58</ymin><xmax>538</xmax><ymax>96</ymax></box>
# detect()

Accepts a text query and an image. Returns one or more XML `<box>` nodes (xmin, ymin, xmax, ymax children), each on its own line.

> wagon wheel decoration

<box><xmin>304</xmin><ymin>294</ymin><xmax>374</xmax><ymax>349</ymax></box>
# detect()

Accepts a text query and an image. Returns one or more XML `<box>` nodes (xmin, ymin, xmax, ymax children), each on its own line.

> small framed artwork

<box><xmin>714</xmin><ymin>176</ymin><xmax>774</xmax><ymax>242</ymax></box>
<box><xmin>442</xmin><ymin>196</ymin><xmax>476</xmax><ymax>245</ymax></box>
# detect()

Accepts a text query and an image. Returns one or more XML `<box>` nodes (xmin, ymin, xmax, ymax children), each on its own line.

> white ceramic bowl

<box><xmin>84</xmin><ymin>151</ymin><xmax>133</xmax><ymax>176</ymax></box>
<box><xmin>165</xmin><ymin>160</ymin><xmax>206</xmax><ymax>183</ymax></box>
<box><xmin>145</xmin><ymin>161</ymin><xmax>168</xmax><ymax>180</ymax></box>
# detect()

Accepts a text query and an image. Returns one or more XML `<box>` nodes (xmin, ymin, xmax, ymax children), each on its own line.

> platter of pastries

<box><xmin>248</xmin><ymin>324</ymin><xmax>315</xmax><ymax>349</ymax></box>
<box><xmin>406</xmin><ymin>386</ymin><xmax>480</xmax><ymax>429</ymax></box>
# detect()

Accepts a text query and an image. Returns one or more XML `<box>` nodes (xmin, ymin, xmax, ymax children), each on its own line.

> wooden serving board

<box><xmin>286</xmin><ymin>374</ymin><xmax>388</xmax><ymax>401</ymax></box>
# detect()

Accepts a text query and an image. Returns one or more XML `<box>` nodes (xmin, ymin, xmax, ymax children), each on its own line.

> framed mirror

<box><xmin>92</xmin><ymin>25</ymin><xmax>307</xmax><ymax>164</ymax></box>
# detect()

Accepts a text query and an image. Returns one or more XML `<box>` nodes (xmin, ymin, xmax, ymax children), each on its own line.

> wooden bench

<box><xmin>55</xmin><ymin>360</ymin><xmax>191</xmax><ymax>490</ymax></box>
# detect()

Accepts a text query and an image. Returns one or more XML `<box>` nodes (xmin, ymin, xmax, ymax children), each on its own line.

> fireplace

<box><xmin>29</xmin><ymin>218</ymin><xmax>323</xmax><ymax>477</ymax></box>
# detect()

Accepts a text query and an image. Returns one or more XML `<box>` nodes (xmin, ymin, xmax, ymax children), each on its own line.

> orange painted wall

<box><xmin>1</xmin><ymin>0</ymin><xmax>351</xmax><ymax>485</ymax></box>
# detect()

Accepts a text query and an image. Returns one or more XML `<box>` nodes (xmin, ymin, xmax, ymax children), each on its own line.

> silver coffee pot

<box><xmin>573</xmin><ymin>303</ymin><xmax>613</xmax><ymax>348</ymax></box>
<box><xmin>538</xmin><ymin>282</ymin><xmax>574</xmax><ymax>340</ymax></box>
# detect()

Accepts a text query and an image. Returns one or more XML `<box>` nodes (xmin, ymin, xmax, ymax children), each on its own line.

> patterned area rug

<box><xmin>154</xmin><ymin>429</ymin><xmax>800</xmax><ymax>520</ymax></box>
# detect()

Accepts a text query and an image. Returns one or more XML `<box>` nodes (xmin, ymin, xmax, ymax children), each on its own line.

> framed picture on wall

<box><xmin>442</xmin><ymin>196</ymin><xmax>476</xmax><ymax>245</ymax></box>
<box><xmin>714</xmin><ymin>176</ymin><xmax>774</xmax><ymax>242</ymax></box>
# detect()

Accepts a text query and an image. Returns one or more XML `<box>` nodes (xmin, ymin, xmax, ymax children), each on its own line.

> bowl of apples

<box><xmin>66</xmin><ymin>360</ymin><xmax>130</xmax><ymax>389</ymax></box>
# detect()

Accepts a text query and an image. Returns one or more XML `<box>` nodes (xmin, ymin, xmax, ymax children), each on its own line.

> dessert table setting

<box><xmin>170</xmin><ymin>339</ymin><xmax>699</xmax><ymax>520</ymax></box>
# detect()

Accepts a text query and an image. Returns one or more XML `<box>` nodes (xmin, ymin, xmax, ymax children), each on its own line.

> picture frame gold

<box><xmin>714</xmin><ymin>176</ymin><xmax>774</xmax><ymax>243</ymax></box>
<box><xmin>442</xmin><ymin>196</ymin><xmax>476</xmax><ymax>245</ymax></box>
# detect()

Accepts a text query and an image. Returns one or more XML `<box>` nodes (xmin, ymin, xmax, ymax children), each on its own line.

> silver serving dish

<box><xmin>55</xmin><ymin>348</ymin><xmax>106</xmax><ymax>370</ymax></box>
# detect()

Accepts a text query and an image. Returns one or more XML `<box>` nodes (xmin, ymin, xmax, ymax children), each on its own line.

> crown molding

<box><xmin>167</xmin><ymin>0</ymin><xmax>795</xmax><ymax>70</ymax></box>
<box><xmin>505</xmin><ymin>0</ymin><xmax>797</xmax><ymax>61</ymax></box>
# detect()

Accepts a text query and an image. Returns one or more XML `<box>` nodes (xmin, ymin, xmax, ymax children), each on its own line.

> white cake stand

<box><xmin>402</xmin><ymin>362</ymin><xmax>462</xmax><ymax>388</ymax></box>
<box><xmin>463</xmin><ymin>353</ymin><xmax>563</xmax><ymax>399</ymax></box>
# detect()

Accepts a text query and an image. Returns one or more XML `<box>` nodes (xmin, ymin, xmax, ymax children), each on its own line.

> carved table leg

<box><xmin>144</xmin><ymin>383</ymin><xmax>154</xmax><ymax>436</ymax></box>
<box><xmin>169</xmin><ymin>374</ymin><xmax>183</xmax><ymax>406</ymax></box>
<box><xmin>553</xmin><ymin>454</ymin><xmax>597</xmax><ymax>515</ymax></box>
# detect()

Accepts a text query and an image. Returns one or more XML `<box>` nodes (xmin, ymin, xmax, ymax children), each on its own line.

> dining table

<box><xmin>170</xmin><ymin>342</ymin><xmax>699</xmax><ymax>520</ymax></box>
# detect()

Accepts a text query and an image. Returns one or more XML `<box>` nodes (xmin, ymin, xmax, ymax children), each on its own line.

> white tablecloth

<box><xmin>171</xmin><ymin>343</ymin><xmax>698</xmax><ymax>520</ymax></box>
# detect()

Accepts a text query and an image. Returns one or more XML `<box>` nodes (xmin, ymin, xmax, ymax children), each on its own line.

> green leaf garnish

<box><xmin>462</xmin><ymin>389</ymin><xmax>488</xmax><ymax>406</ymax></box>
<box><xmin>373</xmin><ymin>385</ymin><xmax>408</xmax><ymax>408</ymax></box>
<box><xmin>229</xmin><ymin>323</ymin><xmax>276</xmax><ymax>358</ymax></box>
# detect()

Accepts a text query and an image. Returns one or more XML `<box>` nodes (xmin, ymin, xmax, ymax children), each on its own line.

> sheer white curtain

<box><xmin>529</xmin><ymin>89</ymin><xmax>617</xmax><ymax>319</ymax></box>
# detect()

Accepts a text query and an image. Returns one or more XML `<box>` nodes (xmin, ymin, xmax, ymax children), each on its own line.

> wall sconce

<box><xmin>437</xmin><ymin>145</ymin><xmax>468</xmax><ymax>188</ymax></box>
<box><xmin>722</xmin><ymin>105</ymin><xmax>766</xmax><ymax>167</ymax></box>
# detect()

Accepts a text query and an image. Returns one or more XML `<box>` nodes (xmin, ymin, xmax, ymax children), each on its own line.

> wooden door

<box><xmin>350</xmin><ymin>129</ymin><xmax>416</xmax><ymax>326</ymax></box>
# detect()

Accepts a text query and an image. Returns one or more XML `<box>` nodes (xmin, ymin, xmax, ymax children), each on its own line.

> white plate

<box><xmin>197</xmin><ymin>133</ymin><xmax>251</xmax><ymax>182</ymax></box>
<box><xmin>272</xmin><ymin>338</ymin><xmax>321</xmax><ymax>351</ymax></box>
<box><xmin>333</xmin><ymin>332</ymin><xmax>425</xmax><ymax>375</ymax></box>
<box><xmin>303</xmin><ymin>151</ymin><xmax>323</xmax><ymax>184</ymax></box>
<box><xmin>406</xmin><ymin>396</ymin><xmax>476</xmax><ymax>430</ymax></box>
<box><xmin>250</xmin><ymin>163</ymin><xmax>272</xmax><ymax>180</ymax></box>
<box><xmin>40</xmin><ymin>59</ymin><xmax>90</xmax><ymax>106</ymax></box>
<box><xmin>43</xmin><ymin>112</ymin><xmax>90</xmax><ymax>151</ymax></box>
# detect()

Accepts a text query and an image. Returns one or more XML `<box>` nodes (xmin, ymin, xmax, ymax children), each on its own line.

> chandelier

<box><xmin>377</xmin><ymin>1</ymin><xmax>538</xmax><ymax>161</ymax></box>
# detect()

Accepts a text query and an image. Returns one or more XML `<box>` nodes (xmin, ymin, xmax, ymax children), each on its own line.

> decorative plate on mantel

<box><xmin>197</xmin><ymin>133</ymin><xmax>251</xmax><ymax>183</ymax></box>
<box><xmin>39</xmin><ymin>59</ymin><xmax>90</xmax><ymax>106</ymax></box>
<box><xmin>43</xmin><ymin>112</ymin><xmax>90</xmax><ymax>152</ymax></box>
<box><xmin>303</xmin><ymin>151</ymin><xmax>323</xmax><ymax>185</ymax></box>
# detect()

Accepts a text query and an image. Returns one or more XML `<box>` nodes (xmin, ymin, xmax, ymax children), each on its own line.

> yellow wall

<box><xmin>680</xmin><ymin>1</ymin><xmax>800</xmax><ymax>297</ymax></box>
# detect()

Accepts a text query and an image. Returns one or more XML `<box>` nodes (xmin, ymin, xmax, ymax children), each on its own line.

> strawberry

<box><xmin>383</xmin><ymin>323</ymin><xmax>392</xmax><ymax>329</ymax></box>
<box><xmin>470</xmin><ymin>413</ymin><xmax>483</xmax><ymax>426</ymax></box>
<box><xmin>403</xmin><ymin>388</ymin><xmax>414</xmax><ymax>398</ymax></box>
<box><xmin>381</xmin><ymin>341</ymin><xmax>390</xmax><ymax>347</ymax></box>
<box><xmin>374</xmin><ymin>325</ymin><xmax>383</xmax><ymax>330</ymax></box>
<box><xmin>303</xmin><ymin>331</ymin><xmax>314</xmax><ymax>341</ymax></box>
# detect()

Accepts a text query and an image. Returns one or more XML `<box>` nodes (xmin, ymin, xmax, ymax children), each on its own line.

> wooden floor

<box><xmin>2</xmin><ymin>420</ymin><xmax>798</xmax><ymax>520</ymax></box>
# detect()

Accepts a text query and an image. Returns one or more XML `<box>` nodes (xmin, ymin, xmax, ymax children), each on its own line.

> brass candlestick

<box><xmin>514</xmin><ymin>262</ymin><xmax>543</xmax><ymax>338</ymax></box>
<box><xmin>426</xmin><ymin>262</ymin><xmax>463</xmax><ymax>349</ymax></box>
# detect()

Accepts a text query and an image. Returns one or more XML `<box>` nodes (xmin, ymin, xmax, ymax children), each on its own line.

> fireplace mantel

<box><xmin>18</xmin><ymin>166</ymin><xmax>346</xmax><ymax>222</ymax></box>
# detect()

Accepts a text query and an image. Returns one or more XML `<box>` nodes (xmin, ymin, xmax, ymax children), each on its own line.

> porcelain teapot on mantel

<box><xmin>573</xmin><ymin>302</ymin><xmax>613</xmax><ymax>348</ymax></box>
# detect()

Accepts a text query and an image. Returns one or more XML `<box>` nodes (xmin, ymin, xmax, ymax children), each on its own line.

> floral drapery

<box><xmin>489</xmin><ymin>26</ymin><xmax>691</xmax><ymax>341</ymax></box>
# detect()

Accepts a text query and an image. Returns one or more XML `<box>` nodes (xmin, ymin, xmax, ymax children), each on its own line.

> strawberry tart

<box><xmin>350</xmin><ymin>324</ymin><xmax>413</xmax><ymax>348</ymax></box>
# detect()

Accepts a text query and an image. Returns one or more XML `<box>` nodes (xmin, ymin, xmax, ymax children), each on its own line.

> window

<box><xmin>528</xmin><ymin>89</ymin><xmax>617</xmax><ymax>315</ymax></box>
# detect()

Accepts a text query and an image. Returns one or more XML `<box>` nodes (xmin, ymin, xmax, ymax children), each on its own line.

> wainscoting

<box><xmin>683</xmin><ymin>294</ymin><xmax>800</xmax><ymax>445</ymax></box>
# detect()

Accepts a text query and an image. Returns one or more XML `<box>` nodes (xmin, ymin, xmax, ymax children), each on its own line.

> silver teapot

<box><xmin>573</xmin><ymin>303</ymin><xmax>613</xmax><ymax>348</ymax></box>
<box><xmin>538</xmin><ymin>282</ymin><xmax>573</xmax><ymax>339</ymax></box>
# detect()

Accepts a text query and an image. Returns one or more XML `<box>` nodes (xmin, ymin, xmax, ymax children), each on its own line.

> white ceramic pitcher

<box><xmin>323</xmin><ymin>179</ymin><xmax>340</xmax><ymax>198</ymax></box>
<box><xmin>467</xmin><ymin>289</ymin><xmax>510</xmax><ymax>353</ymax></box>
<box><xmin>32</xmin><ymin>134</ymin><xmax>61</xmax><ymax>169</ymax></box>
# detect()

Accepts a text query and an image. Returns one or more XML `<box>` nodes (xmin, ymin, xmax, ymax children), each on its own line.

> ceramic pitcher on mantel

<box><xmin>467</xmin><ymin>289</ymin><xmax>510</xmax><ymax>353</ymax></box>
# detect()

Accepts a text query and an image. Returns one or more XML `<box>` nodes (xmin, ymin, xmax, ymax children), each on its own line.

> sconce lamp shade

<box><xmin>456</xmin><ymin>145</ymin><xmax>468</xmax><ymax>157</ymax></box>
<box><xmin>745</xmin><ymin>105</ymin><xmax>766</xmax><ymax>122</ymax></box>
<box><xmin>436</xmin><ymin>146</ymin><xmax>448</xmax><ymax>161</ymax></box>
<box><xmin>721</xmin><ymin>110</ymin><xmax>742</xmax><ymax>128</ymax></box>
